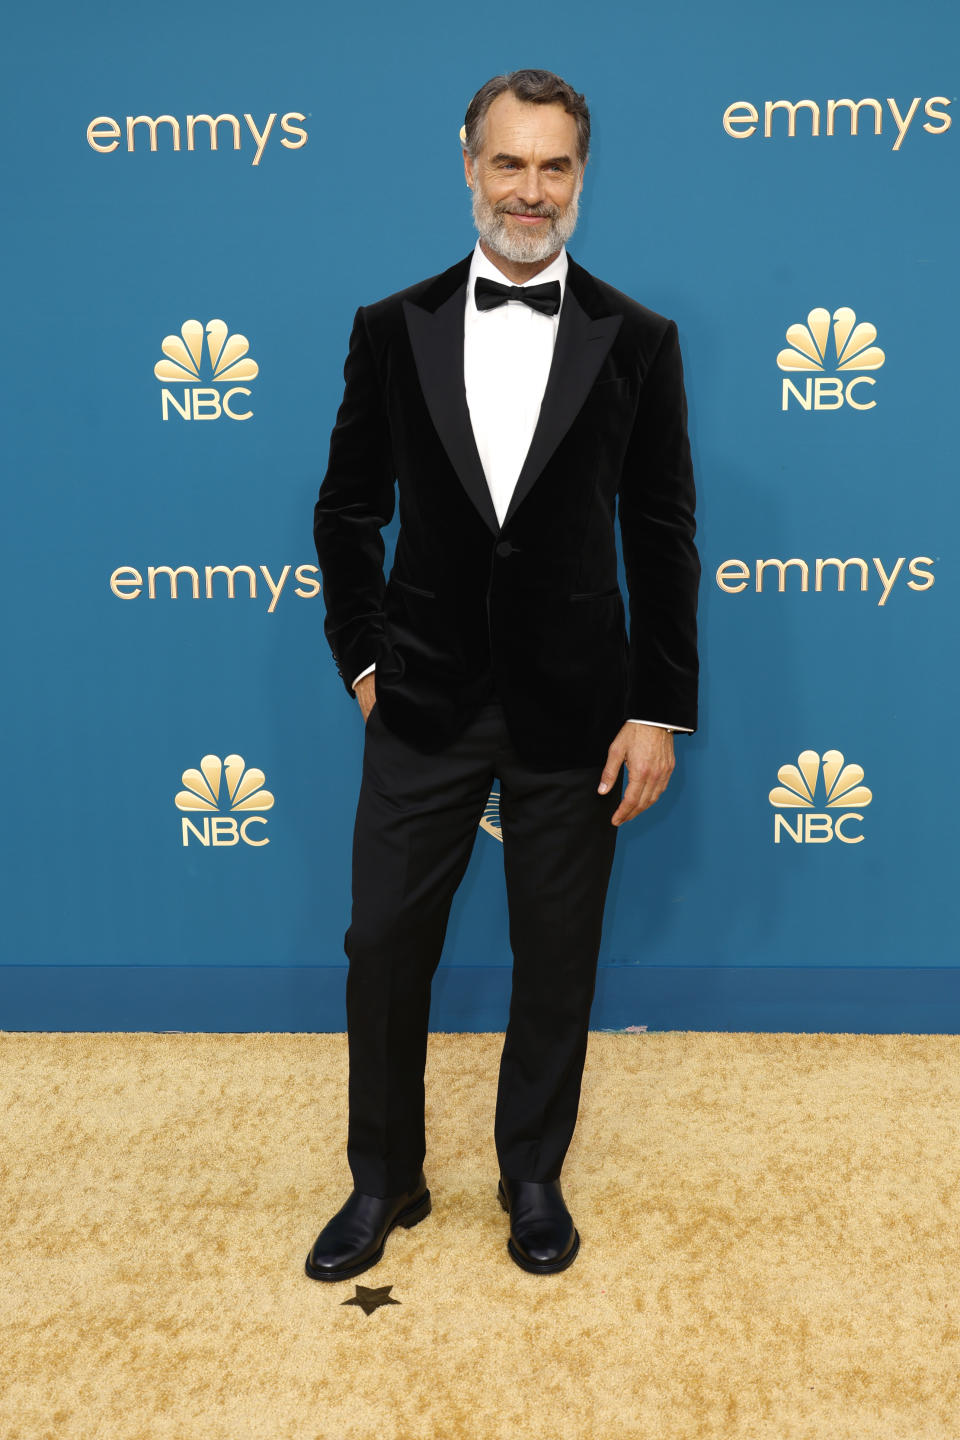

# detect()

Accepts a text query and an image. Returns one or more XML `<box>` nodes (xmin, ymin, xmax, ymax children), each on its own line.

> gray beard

<box><xmin>470</xmin><ymin>183</ymin><xmax>580</xmax><ymax>264</ymax></box>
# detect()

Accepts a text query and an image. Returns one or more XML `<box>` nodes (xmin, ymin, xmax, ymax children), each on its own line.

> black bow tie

<box><xmin>474</xmin><ymin>276</ymin><xmax>562</xmax><ymax>316</ymax></box>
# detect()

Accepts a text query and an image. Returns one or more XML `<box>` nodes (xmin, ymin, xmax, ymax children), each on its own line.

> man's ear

<box><xmin>462</xmin><ymin>148</ymin><xmax>474</xmax><ymax>188</ymax></box>
<box><xmin>578</xmin><ymin>156</ymin><xmax>588</xmax><ymax>194</ymax></box>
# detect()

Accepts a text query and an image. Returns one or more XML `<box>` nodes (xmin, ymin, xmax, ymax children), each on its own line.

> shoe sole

<box><xmin>304</xmin><ymin>1189</ymin><xmax>431</xmax><ymax>1283</ymax></box>
<box><xmin>498</xmin><ymin>1182</ymin><xmax>581</xmax><ymax>1274</ymax></box>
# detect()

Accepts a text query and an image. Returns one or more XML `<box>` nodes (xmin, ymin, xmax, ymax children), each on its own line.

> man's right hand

<box><xmin>354</xmin><ymin>672</ymin><xmax>377</xmax><ymax>723</ymax></box>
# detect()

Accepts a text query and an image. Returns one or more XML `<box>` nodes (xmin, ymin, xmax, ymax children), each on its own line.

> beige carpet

<box><xmin>1</xmin><ymin>1030</ymin><xmax>958</xmax><ymax>1440</ymax></box>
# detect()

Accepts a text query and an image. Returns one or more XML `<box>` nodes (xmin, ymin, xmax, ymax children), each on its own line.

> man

<box><xmin>307</xmin><ymin>69</ymin><xmax>699</xmax><ymax>1281</ymax></box>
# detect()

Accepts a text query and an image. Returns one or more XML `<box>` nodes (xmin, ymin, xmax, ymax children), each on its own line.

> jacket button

<box><xmin>495</xmin><ymin>541</ymin><xmax>513</xmax><ymax>557</ymax></box>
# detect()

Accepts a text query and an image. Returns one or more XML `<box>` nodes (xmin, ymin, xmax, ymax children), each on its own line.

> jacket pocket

<box><xmin>569</xmin><ymin>585</ymin><xmax>622</xmax><ymax>602</ymax></box>
<box><xmin>391</xmin><ymin>577</ymin><xmax>436</xmax><ymax>599</ymax></box>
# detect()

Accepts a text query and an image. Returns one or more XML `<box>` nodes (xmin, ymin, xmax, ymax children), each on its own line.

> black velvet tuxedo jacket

<box><xmin>313</xmin><ymin>249</ymin><xmax>700</xmax><ymax>772</ymax></box>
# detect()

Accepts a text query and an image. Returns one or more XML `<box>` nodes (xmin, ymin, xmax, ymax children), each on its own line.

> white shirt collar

<box><xmin>467</xmin><ymin>239</ymin><xmax>568</xmax><ymax>310</ymax></box>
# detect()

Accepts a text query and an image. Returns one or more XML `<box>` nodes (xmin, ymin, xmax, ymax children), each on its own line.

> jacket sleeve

<box><xmin>313</xmin><ymin>306</ymin><xmax>396</xmax><ymax>698</ymax></box>
<box><xmin>617</xmin><ymin>319</ymin><xmax>701</xmax><ymax>733</ymax></box>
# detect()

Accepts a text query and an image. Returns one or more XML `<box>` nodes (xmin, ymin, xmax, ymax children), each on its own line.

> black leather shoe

<box><xmin>305</xmin><ymin>1171</ymin><xmax>431</xmax><ymax>1282</ymax></box>
<box><xmin>497</xmin><ymin>1174</ymin><xmax>580</xmax><ymax>1274</ymax></box>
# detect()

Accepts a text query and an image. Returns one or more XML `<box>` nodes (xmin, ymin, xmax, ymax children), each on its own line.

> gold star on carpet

<box><xmin>341</xmin><ymin>1284</ymin><xmax>401</xmax><ymax>1316</ymax></box>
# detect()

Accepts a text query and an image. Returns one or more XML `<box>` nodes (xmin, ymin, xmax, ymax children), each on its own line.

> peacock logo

<box><xmin>480</xmin><ymin>790</ymin><xmax>502</xmax><ymax>842</ymax></box>
<box><xmin>154</xmin><ymin>319</ymin><xmax>258</xmax><ymax>421</ymax></box>
<box><xmin>175</xmin><ymin>754</ymin><xmax>274</xmax><ymax>847</ymax></box>
<box><xmin>777</xmin><ymin>308</ymin><xmax>884</xmax><ymax>411</ymax></box>
<box><xmin>769</xmin><ymin>750</ymin><xmax>872</xmax><ymax>844</ymax></box>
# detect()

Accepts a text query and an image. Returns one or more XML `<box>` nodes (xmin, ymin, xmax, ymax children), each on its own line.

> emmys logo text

<box><xmin>722</xmin><ymin>95</ymin><xmax>951</xmax><ymax>150</ymax></box>
<box><xmin>87</xmin><ymin>111</ymin><xmax>307</xmax><ymax>166</ymax></box>
<box><xmin>716</xmin><ymin>555</ymin><xmax>935</xmax><ymax>605</ymax></box>
<box><xmin>109</xmin><ymin>564</ymin><xmax>321</xmax><ymax>613</ymax></box>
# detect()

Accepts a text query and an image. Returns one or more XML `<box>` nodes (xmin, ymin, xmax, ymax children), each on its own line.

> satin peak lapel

<box><xmin>402</xmin><ymin>288</ymin><xmax>501</xmax><ymax>537</ymax></box>
<box><xmin>501</xmin><ymin>287</ymin><xmax>622</xmax><ymax>528</ymax></box>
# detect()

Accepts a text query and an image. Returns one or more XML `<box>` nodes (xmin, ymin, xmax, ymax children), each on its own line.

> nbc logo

<box><xmin>154</xmin><ymin>319</ymin><xmax>258</xmax><ymax>421</ymax></box>
<box><xmin>769</xmin><ymin>749</ymin><xmax>872</xmax><ymax>844</ymax></box>
<box><xmin>480</xmin><ymin>789</ymin><xmax>502</xmax><ymax>842</ymax></box>
<box><xmin>777</xmin><ymin>308</ymin><xmax>885</xmax><ymax>411</ymax></box>
<box><xmin>175</xmin><ymin>754</ymin><xmax>274</xmax><ymax>847</ymax></box>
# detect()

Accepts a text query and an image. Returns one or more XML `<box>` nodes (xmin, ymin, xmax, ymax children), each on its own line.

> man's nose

<box><xmin>516</xmin><ymin>166</ymin><xmax>544</xmax><ymax>204</ymax></box>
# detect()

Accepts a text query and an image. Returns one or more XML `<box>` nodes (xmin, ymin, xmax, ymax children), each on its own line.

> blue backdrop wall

<box><xmin>3</xmin><ymin>0</ymin><xmax>957</xmax><ymax>1031</ymax></box>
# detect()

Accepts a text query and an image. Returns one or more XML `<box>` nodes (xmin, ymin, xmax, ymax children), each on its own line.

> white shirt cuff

<box><xmin>627</xmin><ymin>719</ymin><xmax>692</xmax><ymax>732</ymax></box>
<box><xmin>351</xmin><ymin>662</ymin><xmax>376</xmax><ymax>691</ymax></box>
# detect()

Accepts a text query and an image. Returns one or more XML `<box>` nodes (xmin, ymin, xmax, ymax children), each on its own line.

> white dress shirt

<box><xmin>352</xmin><ymin>239</ymin><xmax>690</xmax><ymax>734</ymax></box>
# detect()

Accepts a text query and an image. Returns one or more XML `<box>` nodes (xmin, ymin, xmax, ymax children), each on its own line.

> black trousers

<box><xmin>343</xmin><ymin>692</ymin><xmax>625</xmax><ymax>1196</ymax></box>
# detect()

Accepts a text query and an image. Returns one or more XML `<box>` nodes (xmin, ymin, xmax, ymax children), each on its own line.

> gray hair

<box><xmin>462</xmin><ymin>69</ymin><xmax>591</xmax><ymax>166</ymax></box>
